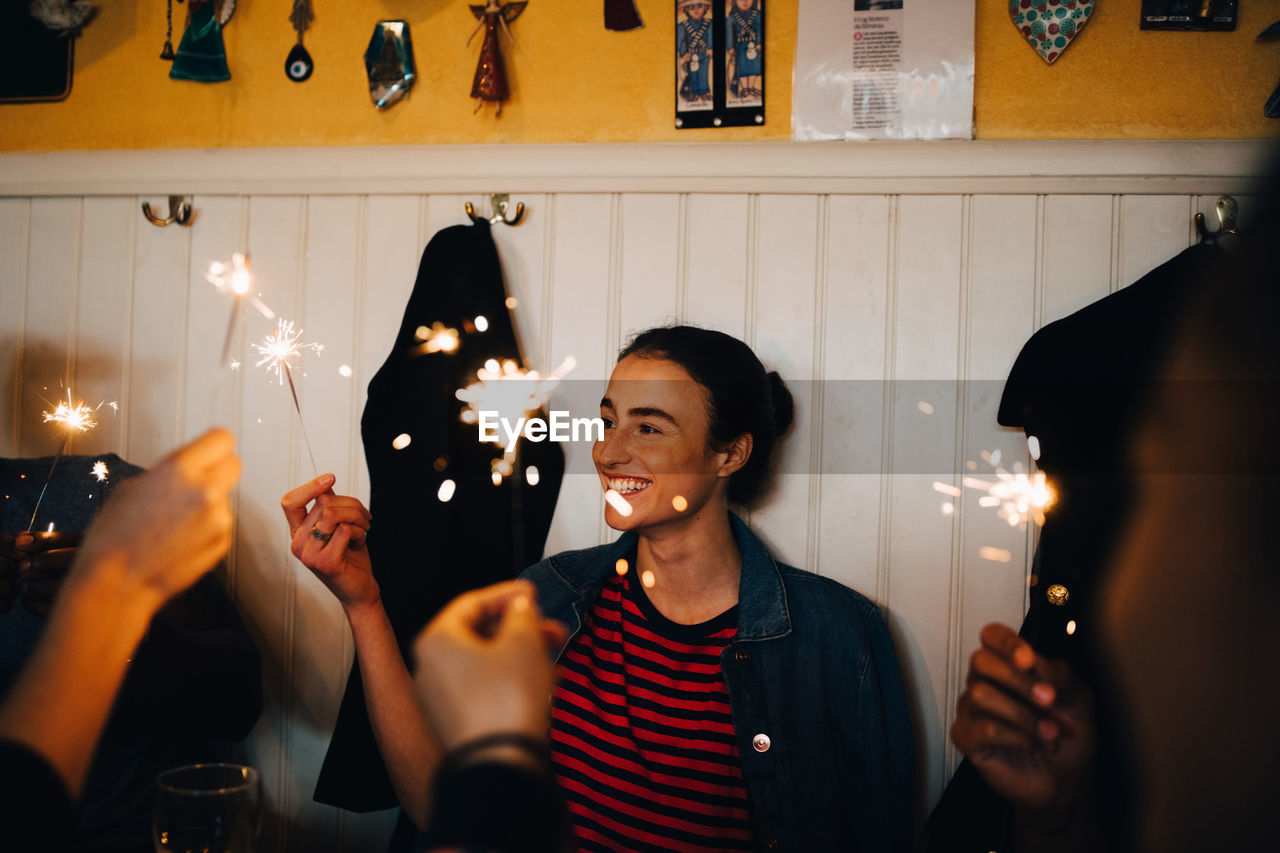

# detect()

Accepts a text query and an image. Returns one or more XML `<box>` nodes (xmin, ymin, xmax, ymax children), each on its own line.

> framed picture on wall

<box><xmin>1140</xmin><ymin>0</ymin><xmax>1238</xmax><ymax>31</ymax></box>
<box><xmin>676</xmin><ymin>0</ymin><xmax>765</xmax><ymax>129</ymax></box>
<box><xmin>0</xmin><ymin>5</ymin><xmax>74</xmax><ymax>103</ymax></box>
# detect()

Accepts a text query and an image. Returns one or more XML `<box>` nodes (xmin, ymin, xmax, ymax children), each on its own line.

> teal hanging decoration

<box><xmin>170</xmin><ymin>0</ymin><xmax>231</xmax><ymax>82</ymax></box>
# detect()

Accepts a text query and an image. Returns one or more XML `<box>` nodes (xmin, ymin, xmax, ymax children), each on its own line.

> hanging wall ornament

<box><xmin>676</xmin><ymin>0</ymin><xmax>764</xmax><ymax>130</ymax></box>
<box><xmin>286</xmin><ymin>0</ymin><xmax>314</xmax><ymax>82</ymax></box>
<box><xmin>365</xmin><ymin>20</ymin><xmax>416</xmax><ymax>108</ymax></box>
<box><xmin>160</xmin><ymin>0</ymin><xmax>176</xmax><ymax>60</ymax></box>
<box><xmin>170</xmin><ymin>0</ymin><xmax>232</xmax><ymax>82</ymax></box>
<box><xmin>1009</xmin><ymin>0</ymin><xmax>1095</xmax><ymax>65</ymax></box>
<box><xmin>605</xmin><ymin>0</ymin><xmax>643</xmax><ymax>31</ymax></box>
<box><xmin>467</xmin><ymin>0</ymin><xmax>527</xmax><ymax>115</ymax></box>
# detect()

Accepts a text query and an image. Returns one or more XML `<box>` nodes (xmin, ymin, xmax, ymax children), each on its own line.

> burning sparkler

<box><xmin>28</xmin><ymin>389</ymin><xmax>103</xmax><ymax>531</ymax></box>
<box><xmin>207</xmin><ymin>253</ymin><xmax>275</xmax><ymax>370</ymax></box>
<box><xmin>938</xmin><ymin>451</ymin><xmax>1057</xmax><ymax>528</ymax></box>
<box><xmin>253</xmin><ymin>318</ymin><xmax>324</xmax><ymax>476</ymax></box>
<box><xmin>91</xmin><ymin>460</ymin><xmax>108</xmax><ymax>482</ymax></box>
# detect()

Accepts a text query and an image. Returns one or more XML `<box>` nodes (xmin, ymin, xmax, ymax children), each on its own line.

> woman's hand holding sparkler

<box><xmin>281</xmin><ymin>474</ymin><xmax>377</xmax><ymax>612</ymax></box>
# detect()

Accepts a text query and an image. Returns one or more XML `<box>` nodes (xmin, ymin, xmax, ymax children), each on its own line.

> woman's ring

<box><xmin>310</xmin><ymin>525</ymin><xmax>332</xmax><ymax>543</ymax></box>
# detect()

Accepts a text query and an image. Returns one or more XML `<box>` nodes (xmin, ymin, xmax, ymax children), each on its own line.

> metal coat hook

<box><xmin>142</xmin><ymin>195</ymin><xmax>193</xmax><ymax>227</ymax></box>
<box><xmin>1195</xmin><ymin>195</ymin><xmax>1239</xmax><ymax>243</ymax></box>
<box><xmin>465</xmin><ymin>193</ymin><xmax>525</xmax><ymax>226</ymax></box>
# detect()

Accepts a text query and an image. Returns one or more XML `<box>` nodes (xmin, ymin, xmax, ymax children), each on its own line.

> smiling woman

<box><xmin>281</xmin><ymin>324</ymin><xmax>916</xmax><ymax>852</ymax></box>
<box><xmin>523</xmin><ymin>325</ymin><xmax>916</xmax><ymax>852</ymax></box>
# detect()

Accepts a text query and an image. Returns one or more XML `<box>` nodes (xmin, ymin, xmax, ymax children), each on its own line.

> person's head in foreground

<box><xmin>1102</xmin><ymin>156</ymin><xmax>1280</xmax><ymax>853</ymax></box>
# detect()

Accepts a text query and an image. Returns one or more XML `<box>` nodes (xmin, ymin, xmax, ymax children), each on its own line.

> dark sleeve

<box><xmin>423</xmin><ymin>762</ymin><xmax>569</xmax><ymax>853</ymax></box>
<box><xmin>0</xmin><ymin>739</ymin><xmax>75</xmax><ymax>852</ymax></box>
<box><xmin>114</xmin><ymin>570</ymin><xmax>263</xmax><ymax>741</ymax></box>
<box><xmin>852</xmin><ymin>601</ymin><xmax>916</xmax><ymax>853</ymax></box>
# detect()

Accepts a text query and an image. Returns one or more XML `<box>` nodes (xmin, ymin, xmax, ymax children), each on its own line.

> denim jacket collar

<box><xmin>544</xmin><ymin>512</ymin><xmax>792</xmax><ymax>642</ymax></box>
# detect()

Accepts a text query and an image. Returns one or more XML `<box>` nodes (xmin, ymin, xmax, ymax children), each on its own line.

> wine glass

<box><xmin>153</xmin><ymin>763</ymin><xmax>261</xmax><ymax>853</ymax></box>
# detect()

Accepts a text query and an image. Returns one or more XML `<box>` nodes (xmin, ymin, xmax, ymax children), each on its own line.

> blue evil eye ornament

<box><xmin>286</xmin><ymin>43</ymin><xmax>313</xmax><ymax>82</ymax></box>
<box><xmin>286</xmin><ymin>0</ymin><xmax>314</xmax><ymax>82</ymax></box>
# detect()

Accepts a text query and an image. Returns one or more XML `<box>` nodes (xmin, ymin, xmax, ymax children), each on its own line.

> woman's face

<box><xmin>735</xmin><ymin>0</ymin><xmax>753</xmax><ymax>11</ymax></box>
<box><xmin>593</xmin><ymin>355</ymin><xmax>736</xmax><ymax>533</ymax></box>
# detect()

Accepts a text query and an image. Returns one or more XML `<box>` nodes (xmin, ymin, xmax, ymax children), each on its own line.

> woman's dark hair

<box><xmin>618</xmin><ymin>325</ymin><xmax>794</xmax><ymax>504</ymax></box>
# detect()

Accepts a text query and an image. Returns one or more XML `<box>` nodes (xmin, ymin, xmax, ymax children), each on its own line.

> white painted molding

<box><xmin>0</xmin><ymin>140</ymin><xmax>1274</xmax><ymax>196</ymax></box>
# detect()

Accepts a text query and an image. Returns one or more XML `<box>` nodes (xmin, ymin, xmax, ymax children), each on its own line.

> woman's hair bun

<box><xmin>767</xmin><ymin>371</ymin><xmax>795</xmax><ymax>436</ymax></box>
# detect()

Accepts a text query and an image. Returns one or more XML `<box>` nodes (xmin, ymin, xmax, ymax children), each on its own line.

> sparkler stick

<box><xmin>253</xmin><ymin>319</ymin><xmax>324</xmax><ymax>478</ymax></box>
<box><xmin>26</xmin><ymin>390</ymin><xmax>99</xmax><ymax>532</ymax></box>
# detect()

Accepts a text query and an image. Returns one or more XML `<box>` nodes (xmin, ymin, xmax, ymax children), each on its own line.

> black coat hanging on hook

<box><xmin>676</xmin><ymin>0</ymin><xmax>765</xmax><ymax>129</ymax></box>
<box><xmin>314</xmin><ymin>219</ymin><xmax>565</xmax><ymax>811</ymax></box>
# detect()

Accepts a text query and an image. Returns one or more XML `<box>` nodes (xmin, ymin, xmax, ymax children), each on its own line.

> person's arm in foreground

<box><xmin>412</xmin><ymin>579</ymin><xmax>570</xmax><ymax>853</ymax></box>
<box><xmin>281</xmin><ymin>474</ymin><xmax>439</xmax><ymax>827</ymax></box>
<box><xmin>0</xmin><ymin>429</ymin><xmax>239</xmax><ymax>800</ymax></box>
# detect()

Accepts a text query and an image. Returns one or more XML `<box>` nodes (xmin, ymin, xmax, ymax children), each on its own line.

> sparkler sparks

<box><xmin>206</xmin><ymin>253</ymin><xmax>275</xmax><ymax>319</ymax></box>
<box><xmin>253</xmin><ymin>320</ymin><xmax>324</xmax><ymax>385</ymax></box>
<box><xmin>91</xmin><ymin>460</ymin><xmax>108</xmax><ymax>482</ymax></box>
<box><xmin>955</xmin><ymin>451</ymin><xmax>1057</xmax><ymax>528</ymax></box>
<box><xmin>44</xmin><ymin>391</ymin><xmax>98</xmax><ymax>433</ymax></box>
<box><xmin>253</xmin><ymin>318</ymin><xmax>324</xmax><ymax>475</ymax></box>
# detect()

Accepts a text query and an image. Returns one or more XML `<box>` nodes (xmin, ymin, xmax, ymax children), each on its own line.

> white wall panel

<box><xmin>75</xmin><ymin>197</ymin><xmax>133</xmax><ymax>458</ymax></box>
<box><xmin>750</xmin><ymin>195</ymin><xmax>820</xmax><ymax>569</ymax></box>
<box><xmin>1041</xmin><ymin>195</ymin><xmax>1113</xmax><ymax>327</ymax></box>
<box><xmin>816</xmin><ymin>195</ymin><xmax>892</xmax><ymax>596</ymax></box>
<box><xmin>0</xmin><ymin>144</ymin><xmax>1247</xmax><ymax>851</ymax></box>
<box><xmin>1118</xmin><ymin>195</ymin><xmax>1194</xmax><ymax>288</ymax></box>
<box><xmin>619</xmin><ymin>193</ymin><xmax>681</xmax><ymax>338</ymax></box>
<box><xmin>684</xmin><ymin>194</ymin><xmax>749</xmax><ymax>337</ymax></box>
<box><xmin>543</xmin><ymin>194</ymin><xmax>613</xmax><ymax>555</ymax></box>
<box><xmin>126</xmin><ymin>202</ymin><xmax>192</xmax><ymax>466</ymax></box>
<box><xmin>237</xmin><ymin>195</ymin><xmax>305</xmax><ymax>853</ymax></box>
<box><xmin>21</xmin><ymin>198</ymin><xmax>80</xmax><ymax>459</ymax></box>
<box><xmin>885</xmin><ymin>194</ymin><xmax>965</xmax><ymax>812</ymax></box>
<box><xmin>0</xmin><ymin>198</ymin><xmax>30</xmax><ymax>456</ymax></box>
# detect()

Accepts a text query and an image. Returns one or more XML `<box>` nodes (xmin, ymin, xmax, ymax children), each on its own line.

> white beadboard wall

<box><xmin>0</xmin><ymin>141</ymin><xmax>1269</xmax><ymax>852</ymax></box>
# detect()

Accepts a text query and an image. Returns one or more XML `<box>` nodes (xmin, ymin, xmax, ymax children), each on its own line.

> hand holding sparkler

<box><xmin>67</xmin><ymin>428</ymin><xmax>241</xmax><ymax>613</ymax></box>
<box><xmin>281</xmin><ymin>473</ymin><xmax>377</xmax><ymax>611</ymax></box>
<box><xmin>950</xmin><ymin>623</ymin><xmax>1098</xmax><ymax>839</ymax></box>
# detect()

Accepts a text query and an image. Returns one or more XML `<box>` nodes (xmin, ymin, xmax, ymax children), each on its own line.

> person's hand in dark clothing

<box><xmin>1</xmin><ymin>531</ymin><xmax>81</xmax><ymax>618</ymax></box>
<box><xmin>952</xmin><ymin>622</ymin><xmax>1103</xmax><ymax>849</ymax></box>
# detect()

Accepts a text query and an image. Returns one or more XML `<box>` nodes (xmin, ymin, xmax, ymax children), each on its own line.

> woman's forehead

<box><xmin>604</xmin><ymin>356</ymin><xmax>708</xmax><ymax>413</ymax></box>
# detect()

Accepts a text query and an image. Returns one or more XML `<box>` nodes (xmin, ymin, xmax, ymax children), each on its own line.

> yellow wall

<box><xmin>1</xmin><ymin>0</ymin><xmax>1277</xmax><ymax>150</ymax></box>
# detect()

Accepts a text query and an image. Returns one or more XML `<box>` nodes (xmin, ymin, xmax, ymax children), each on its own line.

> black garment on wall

<box><xmin>924</xmin><ymin>241</ymin><xmax>1226</xmax><ymax>851</ymax></box>
<box><xmin>314</xmin><ymin>221</ymin><xmax>564</xmax><ymax>811</ymax></box>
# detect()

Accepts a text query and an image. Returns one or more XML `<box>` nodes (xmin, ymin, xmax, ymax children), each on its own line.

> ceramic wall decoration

<box><xmin>1009</xmin><ymin>0</ymin><xmax>1094</xmax><ymax>65</ymax></box>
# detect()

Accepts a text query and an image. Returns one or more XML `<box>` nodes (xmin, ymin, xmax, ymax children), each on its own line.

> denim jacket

<box><xmin>522</xmin><ymin>513</ymin><xmax>916</xmax><ymax>852</ymax></box>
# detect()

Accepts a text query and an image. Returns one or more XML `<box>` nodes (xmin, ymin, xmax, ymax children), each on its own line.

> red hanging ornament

<box><xmin>468</xmin><ymin>0</ymin><xmax>526</xmax><ymax>115</ymax></box>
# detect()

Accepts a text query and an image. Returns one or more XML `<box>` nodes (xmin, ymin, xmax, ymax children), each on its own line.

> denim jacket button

<box><xmin>734</xmin><ymin>646</ymin><xmax>750</xmax><ymax>663</ymax></box>
<box><xmin>752</xmin><ymin>733</ymin><xmax>771</xmax><ymax>752</ymax></box>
